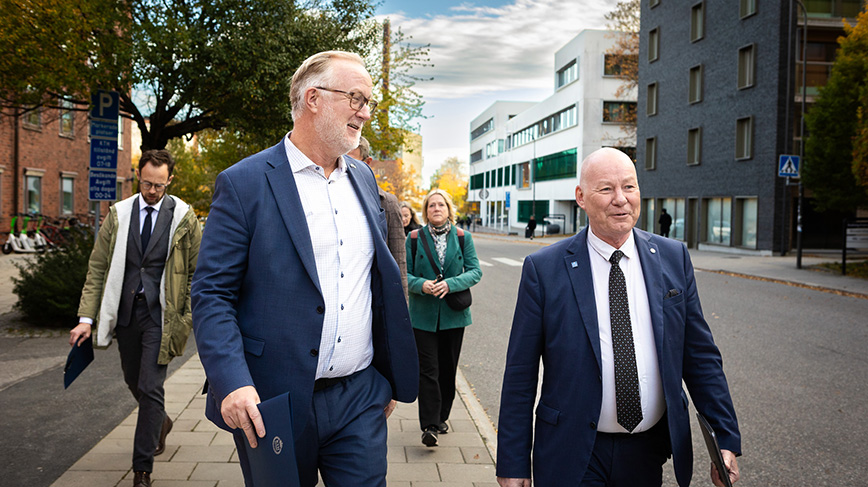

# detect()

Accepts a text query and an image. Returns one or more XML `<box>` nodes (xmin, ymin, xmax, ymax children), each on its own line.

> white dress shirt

<box><xmin>587</xmin><ymin>228</ymin><xmax>665</xmax><ymax>433</ymax></box>
<box><xmin>284</xmin><ymin>134</ymin><xmax>375</xmax><ymax>380</ymax></box>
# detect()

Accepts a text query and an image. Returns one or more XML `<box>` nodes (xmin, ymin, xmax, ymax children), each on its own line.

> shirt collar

<box><xmin>137</xmin><ymin>193</ymin><xmax>165</xmax><ymax>213</ymax></box>
<box><xmin>588</xmin><ymin>227</ymin><xmax>636</xmax><ymax>263</ymax></box>
<box><xmin>283</xmin><ymin>132</ymin><xmax>346</xmax><ymax>177</ymax></box>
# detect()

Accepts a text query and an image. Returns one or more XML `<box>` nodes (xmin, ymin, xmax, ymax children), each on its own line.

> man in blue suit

<box><xmin>497</xmin><ymin>148</ymin><xmax>741</xmax><ymax>487</ymax></box>
<box><xmin>191</xmin><ymin>50</ymin><xmax>418</xmax><ymax>486</ymax></box>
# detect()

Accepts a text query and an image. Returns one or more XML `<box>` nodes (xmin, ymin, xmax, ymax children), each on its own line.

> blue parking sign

<box><xmin>89</xmin><ymin>170</ymin><xmax>117</xmax><ymax>201</ymax></box>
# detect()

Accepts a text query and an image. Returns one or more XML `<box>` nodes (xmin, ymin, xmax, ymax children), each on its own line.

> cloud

<box><xmin>378</xmin><ymin>0</ymin><xmax>611</xmax><ymax>100</ymax></box>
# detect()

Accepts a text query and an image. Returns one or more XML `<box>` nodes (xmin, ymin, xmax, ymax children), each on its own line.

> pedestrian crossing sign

<box><xmin>778</xmin><ymin>155</ymin><xmax>800</xmax><ymax>178</ymax></box>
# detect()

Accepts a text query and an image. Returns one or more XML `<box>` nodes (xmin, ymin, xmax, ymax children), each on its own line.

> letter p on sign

<box><xmin>90</xmin><ymin>90</ymin><xmax>119</xmax><ymax>121</ymax></box>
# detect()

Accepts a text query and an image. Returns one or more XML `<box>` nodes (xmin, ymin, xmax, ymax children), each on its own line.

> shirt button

<box><xmin>340</xmin><ymin>239</ymin><xmax>343</xmax><ymax>245</ymax></box>
<box><xmin>340</xmin><ymin>304</ymin><xmax>344</xmax><ymax>310</ymax></box>
<box><xmin>341</xmin><ymin>272</ymin><xmax>344</xmax><ymax>278</ymax></box>
<box><xmin>316</xmin><ymin>306</ymin><xmax>324</xmax><ymax>314</ymax></box>
<box><xmin>590</xmin><ymin>422</ymin><xmax>597</xmax><ymax>430</ymax></box>
<box><xmin>310</xmin><ymin>349</ymin><xmax>318</xmax><ymax>357</ymax></box>
<box><xmin>335</xmin><ymin>209</ymin><xmax>338</xmax><ymax>214</ymax></box>
<box><xmin>337</xmin><ymin>337</ymin><xmax>342</xmax><ymax>343</ymax></box>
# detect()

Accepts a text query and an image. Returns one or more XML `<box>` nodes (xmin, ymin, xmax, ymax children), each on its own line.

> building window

<box><xmin>738</xmin><ymin>44</ymin><xmax>755</xmax><ymax>89</ymax></box>
<box><xmin>704</xmin><ymin>197</ymin><xmax>732</xmax><ymax>246</ymax></box>
<box><xmin>740</xmin><ymin>0</ymin><xmax>756</xmax><ymax>18</ymax></box>
<box><xmin>470</xmin><ymin>118</ymin><xmax>494</xmax><ymax>141</ymax></box>
<box><xmin>604</xmin><ymin>54</ymin><xmax>636</xmax><ymax>77</ymax></box>
<box><xmin>647</xmin><ymin>82</ymin><xmax>658</xmax><ymax>116</ymax></box>
<box><xmin>661</xmin><ymin>198</ymin><xmax>687</xmax><ymax>240</ymax></box>
<box><xmin>533</xmin><ymin>148</ymin><xmax>578</xmax><ymax>182</ymax></box>
<box><xmin>736</xmin><ymin>116</ymin><xmax>753</xmax><ymax>159</ymax></box>
<box><xmin>556</xmin><ymin>59</ymin><xmax>579</xmax><ymax>88</ymax></box>
<box><xmin>642</xmin><ymin>199</ymin><xmax>656</xmax><ymax>233</ymax></box>
<box><xmin>470</xmin><ymin>173</ymin><xmax>484</xmax><ymax>190</ymax></box>
<box><xmin>687</xmin><ymin>128</ymin><xmax>702</xmax><ymax>165</ymax></box>
<box><xmin>602</xmin><ymin>101</ymin><xmax>637</xmax><ymax>124</ymax></box>
<box><xmin>518</xmin><ymin>162</ymin><xmax>531</xmax><ymax>189</ymax></box>
<box><xmin>497</xmin><ymin>167</ymin><xmax>504</xmax><ymax>187</ymax></box>
<box><xmin>25</xmin><ymin>175</ymin><xmax>42</xmax><ymax>214</ymax></box>
<box><xmin>509</xmin><ymin>105</ymin><xmax>577</xmax><ymax>148</ymax></box>
<box><xmin>486</xmin><ymin>140</ymin><xmax>498</xmax><ymax>159</ymax></box>
<box><xmin>61</xmin><ymin>177</ymin><xmax>74</xmax><ymax>214</ymax></box>
<box><xmin>649</xmin><ymin>28</ymin><xmax>660</xmax><ymax>62</ymax></box>
<box><xmin>691</xmin><ymin>2</ymin><xmax>704</xmax><ymax>42</ymax></box>
<box><xmin>60</xmin><ymin>99</ymin><xmax>74</xmax><ymax>136</ymax></box>
<box><xmin>24</xmin><ymin>107</ymin><xmax>41</xmax><ymax>127</ymax></box>
<box><xmin>116</xmin><ymin>180</ymin><xmax>123</xmax><ymax>201</ymax></box>
<box><xmin>118</xmin><ymin>115</ymin><xmax>124</xmax><ymax>150</ymax></box>
<box><xmin>517</xmin><ymin>200</ymin><xmax>550</xmax><ymax>223</ymax></box>
<box><xmin>689</xmin><ymin>65</ymin><xmax>703</xmax><ymax>104</ymax></box>
<box><xmin>470</xmin><ymin>149</ymin><xmax>483</xmax><ymax>163</ymax></box>
<box><xmin>736</xmin><ymin>197</ymin><xmax>758</xmax><ymax>248</ymax></box>
<box><xmin>645</xmin><ymin>137</ymin><xmax>657</xmax><ymax>170</ymax></box>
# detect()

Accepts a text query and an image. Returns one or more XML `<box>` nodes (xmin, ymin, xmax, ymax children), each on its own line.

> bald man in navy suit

<box><xmin>497</xmin><ymin>148</ymin><xmax>741</xmax><ymax>487</ymax></box>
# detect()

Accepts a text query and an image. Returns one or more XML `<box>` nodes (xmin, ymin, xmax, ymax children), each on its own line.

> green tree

<box><xmin>804</xmin><ymin>6</ymin><xmax>868</xmax><ymax>212</ymax></box>
<box><xmin>2</xmin><ymin>0</ymin><xmax>379</xmax><ymax>151</ymax></box>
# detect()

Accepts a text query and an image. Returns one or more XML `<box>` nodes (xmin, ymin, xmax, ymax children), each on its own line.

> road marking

<box><xmin>492</xmin><ymin>257</ymin><xmax>524</xmax><ymax>267</ymax></box>
<box><xmin>478</xmin><ymin>260</ymin><xmax>494</xmax><ymax>267</ymax></box>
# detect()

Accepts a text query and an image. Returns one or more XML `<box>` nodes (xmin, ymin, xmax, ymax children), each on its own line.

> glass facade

<box><xmin>557</xmin><ymin>60</ymin><xmax>578</xmax><ymax>88</ymax></box>
<box><xmin>517</xmin><ymin>200</ymin><xmax>550</xmax><ymax>223</ymax></box>
<box><xmin>705</xmin><ymin>197</ymin><xmax>732</xmax><ymax>246</ymax></box>
<box><xmin>661</xmin><ymin>198</ymin><xmax>686</xmax><ymax>241</ymax></box>
<box><xmin>533</xmin><ymin>149</ymin><xmax>578</xmax><ymax>182</ymax></box>
<box><xmin>737</xmin><ymin>197</ymin><xmax>758</xmax><ymax>248</ymax></box>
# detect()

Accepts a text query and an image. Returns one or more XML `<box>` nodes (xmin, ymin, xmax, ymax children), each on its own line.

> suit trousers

<box><xmin>234</xmin><ymin>366</ymin><xmax>392</xmax><ymax>487</ymax></box>
<box><xmin>581</xmin><ymin>417</ymin><xmax>672</xmax><ymax>487</ymax></box>
<box><xmin>414</xmin><ymin>327</ymin><xmax>465</xmax><ymax>430</ymax></box>
<box><xmin>116</xmin><ymin>295</ymin><xmax>168</xmax><ymax>473</ymax></box>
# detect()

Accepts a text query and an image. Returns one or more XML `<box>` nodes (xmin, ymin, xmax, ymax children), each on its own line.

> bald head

<box><xmin>576</xmin><ymin>147</ymin><xmax>641</xmax><ymax>248</ymax></box>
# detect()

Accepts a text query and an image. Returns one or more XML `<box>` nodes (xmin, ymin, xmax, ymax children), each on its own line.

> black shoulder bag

<box><xmin>412</xmin><ymin>228</ymin><xmax>472</xmax><ymax>311</ymax></box>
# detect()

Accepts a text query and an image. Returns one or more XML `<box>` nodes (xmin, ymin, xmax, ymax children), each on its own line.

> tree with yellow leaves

<box><xmin>429</xmin><ymin>157</ymin><xmax>469</xmax><ymax>217</ymax></box>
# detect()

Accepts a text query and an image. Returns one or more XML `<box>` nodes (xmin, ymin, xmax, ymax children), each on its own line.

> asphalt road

<box><xmin>462</xmin><ymin>235</ymin><xmax>868</xmax><ymax>486</ymax></box>
<box><xmin>0</xmin><ymin>325</ymin><xmax>197</xmax><ymax>487</ymax></box>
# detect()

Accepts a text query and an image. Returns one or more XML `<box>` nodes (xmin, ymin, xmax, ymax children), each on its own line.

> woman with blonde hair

<box><xmin>405</xmin><ymin>188</ymin><xmax>482</xmax><ymax>447</ymax></box>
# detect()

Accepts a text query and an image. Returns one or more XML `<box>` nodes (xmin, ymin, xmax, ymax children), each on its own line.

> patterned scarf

<box><xmin>428</xmin><ymin>222</ymin><xmax>451</xmax><ymax>267</ymax></box>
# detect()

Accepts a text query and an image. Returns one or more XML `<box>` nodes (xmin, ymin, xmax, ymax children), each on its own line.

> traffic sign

<box><xmin>90</xmin><ymin>119</ymin><xmax>118</xmax><ymax>139</ymax></box>
<box><xmin>778</xmin><ymin>155</ymin><xmax>800</xmax><ymax>178</ymax></box>
<box><xmin>90</xmin><ymin>90</ymin><xmax>119</xmax><ymax>121</ymax></box>
<box><xmin>89</xmin><ymin>169</ymin><xmax>117</xmax><ymax>201</ymax></box>
<box><xmin>505</xmin><ymin>191</ymin><xmax>511</xmax><ymax>209</ymax></box>
<box><xmin>90</xmin><ymin>138</ymin><xmax>118</xmax><ymax>169</ymax></box>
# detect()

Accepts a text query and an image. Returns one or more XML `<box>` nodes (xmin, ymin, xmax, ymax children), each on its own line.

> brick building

<box><xmin>1</xmin><ymin>105</ymin><xmax>133</xmax><ymax>237</ymax></box>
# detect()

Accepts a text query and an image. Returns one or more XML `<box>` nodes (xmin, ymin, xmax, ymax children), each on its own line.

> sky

<box><xmin>373</xmin><ymin>0</ymin><xmax>614</xmax><ymax>184</ymax></box>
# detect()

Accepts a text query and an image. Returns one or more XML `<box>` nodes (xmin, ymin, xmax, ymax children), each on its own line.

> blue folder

<box><xmin>63</xmin><ymin>336</ymin><xmax>94</xmax><ymax>389</ymax></box>
<box><xmin>243</xmin><ymin>392</ymin><xmax>300</xmax><ymax>486</ymax></box>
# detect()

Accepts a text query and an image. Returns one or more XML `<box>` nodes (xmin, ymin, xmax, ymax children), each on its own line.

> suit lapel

<box><xmin>264</xmin><ymin>144</ymin><xmax>321</xmax><ymax>296</ymax></box>
<box><xmin>634</xmin><ymin>229</ymin><xmax>665</xmax><ymax>361</ymax></box>
<box><xmin>564</xmin><ymin>229</ymin><xmax>602</xmax><ymax>373</ymax></box>
<box><xmin>144</xmin><ymin>196</ymin><xmax>175</xmax><ymax>258</ymax></box>
<box><xmin>130</xmin><ymin>198</ymin><xmax>142</xmax><ymax>257</ymax></box>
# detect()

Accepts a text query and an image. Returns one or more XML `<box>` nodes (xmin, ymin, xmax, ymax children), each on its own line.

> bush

<box><xmin>12</xmin><ymin>230</ymin><xmax>94</xmax><ymax>327</ymax></box>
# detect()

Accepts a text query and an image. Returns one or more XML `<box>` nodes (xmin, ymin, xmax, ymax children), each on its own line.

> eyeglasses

<box><xmin>139</xmin><ymin>180</ymin><xmax>169</xmax><ymax>191</ymax></box>
<box><xmin>315</xmin><ymin>87</ymin><xmax>378</xmax><ymax>112</ymax></box>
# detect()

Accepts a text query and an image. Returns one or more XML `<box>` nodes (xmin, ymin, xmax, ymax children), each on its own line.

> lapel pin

<box><xmin>349</xmin><ymin>163</ymin><xmax>357</xmax><ymax>169</ymax></box>
<box><xmin>571</xmin><ymin>261</ymin><xmax>578</xmax><ymax>268</ymax></box>
<box><xmin>650</xmin><ymin>248</ymin><xmax>656</xmax><ymax>254</ymax></box>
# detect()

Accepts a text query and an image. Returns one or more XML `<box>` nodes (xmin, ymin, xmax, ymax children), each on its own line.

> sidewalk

<box><xmin>49</xmin><ymin>354</ymin><xmax>498</xmax><ymax>487</ymax></box>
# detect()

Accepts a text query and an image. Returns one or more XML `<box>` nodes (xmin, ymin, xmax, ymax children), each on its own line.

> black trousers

<box><xmin>116</xmin><ymin>295</ymin><xmax>168</xmax><ymax>473</ymax></box>
<box><xmin>413</xmin><ymin>327</ymin><xmax>464</xmax><ymax>430</ymax></box>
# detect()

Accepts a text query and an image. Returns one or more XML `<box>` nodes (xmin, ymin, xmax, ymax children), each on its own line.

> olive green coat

<box><xmin>77</xmin><ymin>194</ymin><xmax>202</xmax><ymax>365</ymax></box>
<box><xmin>405</xmin><ymin>226</ymin><xmax>482</xmax><ymax>332</ymax></box>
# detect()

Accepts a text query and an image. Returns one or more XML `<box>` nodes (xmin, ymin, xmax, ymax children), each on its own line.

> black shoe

<box><xmin>154</xmin><ymin>415</ymin><xmax>173</xmax><ymax>456</ymax></box>
<box><xmin>133</xmin><ymin>471</ymin><xmax>152</xmax><ymax>487</ymax></box>
<box><xmin>437</xmin><ymin>421</ymin><xmax>449</xmax><ymax>434</ymax></box>
<box><xmin>421</xmin><ymin>426</ymin><xmax>439</xmax><ymax>447</ymax></box>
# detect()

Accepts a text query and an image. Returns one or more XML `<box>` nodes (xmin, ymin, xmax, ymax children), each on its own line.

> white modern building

<box><xmin>468</xmin><ymin>29</ymin><xmax>636</xmax><ymax>235</ymax></box>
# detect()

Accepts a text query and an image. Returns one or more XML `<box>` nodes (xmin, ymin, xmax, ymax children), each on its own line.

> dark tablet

<box><xmin>696</xmin><ymin>412</ymin><xmax>733</xmax><ymax>487</ymax></box>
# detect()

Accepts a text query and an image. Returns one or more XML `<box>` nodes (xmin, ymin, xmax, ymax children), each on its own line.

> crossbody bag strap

<box><xmin>418</xmin><ymin>228</ymin><xmax>443</xmax><ymax>278</ymax></box>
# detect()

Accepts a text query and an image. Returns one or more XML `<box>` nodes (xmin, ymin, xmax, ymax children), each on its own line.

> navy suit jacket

<box><xmin>497</xmin><ymin>228</ymin><xmax>740</xmax><ymax>486</ymax></box>
<box><xmin>191</xmin><ymin>141</ymin><xmax>418</xmax><ymax>441</ymax></box>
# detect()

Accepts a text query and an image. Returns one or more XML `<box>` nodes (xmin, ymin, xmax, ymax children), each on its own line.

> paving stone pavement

<box><xmin>49</xmin><ymin>354</ymin><xmax>499</xmax><ymax>487</ymax></box>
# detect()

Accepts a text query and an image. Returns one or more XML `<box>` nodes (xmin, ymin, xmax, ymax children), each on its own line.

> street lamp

<box><xmin>794</xmin><ymin>0</ymin><xmax>807</xmax><ymax>269</ymax></box>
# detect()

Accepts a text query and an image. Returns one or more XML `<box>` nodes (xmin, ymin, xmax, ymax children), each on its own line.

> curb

<box><xmin>455</xmin><ymin>368</ymin><xmax>498</xmax><ymax>465</ymax></box>
<box><xmin>696</xmin><ymin>268</ymin><xmax>868</xmax><ymax>300</ymax></box>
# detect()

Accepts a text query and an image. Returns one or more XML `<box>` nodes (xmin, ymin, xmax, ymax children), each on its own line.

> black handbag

<box><xmin>417</xmin><ymin>228</ymin><xmax>472</xmax><ymax>311</ymax></box>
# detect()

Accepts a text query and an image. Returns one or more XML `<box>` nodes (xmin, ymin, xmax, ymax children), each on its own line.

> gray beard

<box><xmin>315</xmin><ymin>103</ymin><xmax>361</xmax><ymax>156</ymax></box>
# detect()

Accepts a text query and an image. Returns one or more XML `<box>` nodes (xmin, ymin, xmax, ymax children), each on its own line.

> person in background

<box><xmin>658</xmin><ymin>208</ymin><xmax>673</xmax><ymax>238</ymax></box>
<box><xmin>348</xmin><ymin>135</ymin><xmax>407</xmax><ymax>300</ymax></box>
<box><xmin>406</xmin><ymin>188</ymin><xmax>482</xmax><ymax>447</ymax></box>
<box><xmin>497</xmin><ymin>148</ymin><xmax>740</xmax><ymax>487</ymax></box>
<box><xmin>525</xmin><ymin>214</ymin><xmax>537</xmax><ymax>239</ymax></box>
<box><xmin>191</xmin><ymin>50</ymin><xmax>418</xmax><ymax>486</ymax></box>
<box><xmin>70</xmin><ymin>150</ymin><xmax>202</xmax><ymax>487</ymax></box>
<box><xmin>401</xmin><ymin>201</ymin><xmax>422</xmax><ymax>236</ymax></box>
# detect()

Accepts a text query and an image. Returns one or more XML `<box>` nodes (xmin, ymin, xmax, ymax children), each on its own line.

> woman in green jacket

<box><xmin>406</xmin><ymin>189</ymin><xmax>482</xmax><ymax>447</ymax></box>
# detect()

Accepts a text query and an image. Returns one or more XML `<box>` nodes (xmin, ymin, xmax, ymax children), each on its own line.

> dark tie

<box><xmin>609</xmin><ymin>250</ymin><xmax>643</xmax><ymax>432</ymax></box>
<box><xmin>141</xmin><ymin>207</ymin><xmax>154</xmax><ymax>257</ymax></box>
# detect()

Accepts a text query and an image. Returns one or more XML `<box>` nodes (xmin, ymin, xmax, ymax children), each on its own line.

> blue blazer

<box><xmin>496</xmin><ymin>228</ymin><xmax>740</xmax><ymax>487</ymax></box>
<box><xmin>191</xmin><ymin>141</ymin><xmax>419</xmax><ymax>440</ymax></box>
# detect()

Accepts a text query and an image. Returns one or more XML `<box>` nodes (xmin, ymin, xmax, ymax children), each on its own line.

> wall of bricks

<box><xmin>0</xmin><ymin>107</ymin><xmax>133</xmax><ymax>238</ymax></box>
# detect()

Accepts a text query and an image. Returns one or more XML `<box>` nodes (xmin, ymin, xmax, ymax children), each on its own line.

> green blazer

<box><xmin>405</xmin><ymin>225</ymin><xmax>482</xmax><ymax>332</ymax></box>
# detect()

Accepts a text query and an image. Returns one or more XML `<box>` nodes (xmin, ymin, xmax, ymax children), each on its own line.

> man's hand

<box><xmin>497</xmin><ymin>478</ymin><xmax>531</xmax><ymax>487</ymax></box>
<box><xmin>221</xmin><ymin>386</ymin><xmax>265</xmax><ymax>448</ymax></box>
<box><xmin>711</xmin><ymin>449</ymin><xmax>740</xmax><ymax>486</ymax></box>
<box><xmin>384</xmin><ymin>399</ymin><xmax>397</xmax><ymax>419</ymax></box>
<box><xmin>69</xmin><ymin>323</ymin><xmax>92</xmax><ymax>347</ymax></box>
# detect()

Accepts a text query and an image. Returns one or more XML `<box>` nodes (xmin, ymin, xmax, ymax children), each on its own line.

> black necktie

<box><xmin>609</xmin><ymin>250</ymin><xmax>643</xmax><ymax>432</ymax></box>
<box><xmin>141</xmin><ymin>207</ymin><xmax>154</xmax><ymax>256</ymax></box>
